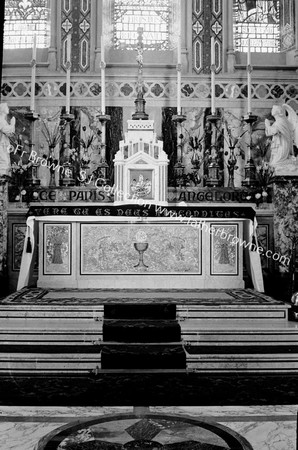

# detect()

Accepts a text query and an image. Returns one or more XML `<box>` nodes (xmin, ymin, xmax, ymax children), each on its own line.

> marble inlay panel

<box><xmin>81</xmin><ymin>224</ymin><xmax>201</xmax><ymax>274</ymax></box>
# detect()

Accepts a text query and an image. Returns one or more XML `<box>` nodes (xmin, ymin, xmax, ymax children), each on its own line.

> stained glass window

<box><xmin>113</xmin><ymin>0</ymin><xmax>171</xmax><ymax>50</ymax></box>
<box><xmin>4</xmin><ymin>0</ymin><xmax>50</xmax><ymax>49</ymax></box>
<box><xmin>233</xmin><ymin>0</ymin><xmax>295</xmax><ymax>53</ymax></box>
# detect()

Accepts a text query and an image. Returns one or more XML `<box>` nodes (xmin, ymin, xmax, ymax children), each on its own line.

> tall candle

<box><xmin>211</xmin><ymin>36</ymin><xmax>215</xmax><ymax>65</ymax></box>
<box><xmin>101</xmin><ymin>35</ymin><xmax>106</xmax><ymax>114</ymax></box>
<box><xmin>177</xmin><ymin>33</ymin><xmax>181</xmax><ymax>65</ymax></box>
<box><xmin>66</xmin><ymin>34</ymin><xmax>71</xmax><ymax>114</ymax></box>
<box><xmin>211</xmin><ymin>37</ymin><xmax>215</xmax><ymax>115</ymax></box>
<box><xmin>30</xmin><ymin>33</ymin><xmax>37</xmax><ymax>111</ymax></box>
<box><xmin>247</xmin><ymin>38</ymin><xmax>252</xmax><ymax>114</ymax></box>
<box><xmin>247</xmin><ymin>37</ymin><xmax>251</xmax><ymax>65</ymax></box>
<box><xmin>177</xmin><ymin>34</ymin><xmax>181</xmax><ymax>115</ymax></box>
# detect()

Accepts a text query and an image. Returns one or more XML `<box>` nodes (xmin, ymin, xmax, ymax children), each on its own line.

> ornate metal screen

<box><xmin>233</xmin><ymin>0</ymin><xmax>295</xmax><ymax>53</ymax></box>
<box><xmin>113</xmin><ymin>0</ymin><xmax>171</xmax><ymax>50</ymax></box>
<box><xmin>4</xmin><ymin>0</ymin><xmax>50</xmax><ymax>49</ymax></box>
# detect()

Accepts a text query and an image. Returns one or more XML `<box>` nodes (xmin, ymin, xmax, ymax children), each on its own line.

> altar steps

<box><xmin>0</xmin><ymin>290</ymin><xmax>297</xmax><ymax>374</ymax></box>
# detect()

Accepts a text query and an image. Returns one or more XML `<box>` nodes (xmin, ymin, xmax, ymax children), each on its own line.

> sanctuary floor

<box><xmin>1</xmin><ymin>406</ymin><xmax>296</xmax><ymax>450</ymax></box>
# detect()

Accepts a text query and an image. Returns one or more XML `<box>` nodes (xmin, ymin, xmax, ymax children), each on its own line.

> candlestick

<box><xmin>30</xmin><ymin>33</ymin><xmax>37</xmax><ymax>112</ymax></box>
<box><xmin>247</xmin><ymin>38</ymin><xmax>252</xmax><ymax>114</ymax></box>
<box><xmin>211</xmin><ymin>37</ymin><xmax>215</xmax><ymax>115</ymax></box>
<box><xmin>101</xmin><ymin>35</ymin><xmax>106</xmax><ymax>114</ymax></box>
<box><xmin>66</xmin><ymin>35</ymin><xmax>71</xmax><ymax>115</ymax></box>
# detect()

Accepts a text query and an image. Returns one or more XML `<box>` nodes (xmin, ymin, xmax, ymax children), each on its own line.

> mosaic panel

<box><xmin>210</xmin><ymin>223</ymin><xmax>239</xmax><ymax>275</ymax></box>
<box><xmin>44</xmin><ymin>415</ymin><xmax>248</xmax><ymax>450</ymax></box>
<box><xmin>43</xmin><ymin>223</ymin><xmax>71</xmax><ymax>275</ymax></box>
<box><xmin>192</xmin><ymin>0</ymin><xmax>223</xmax><ymax>74</ymax></box>
<box><xmin>81</xmin><ymin>224</ymin><xmax>201</xmax><ymax>274</ymax></box>
<box><xmin>61</xmin><ymin>0</ymin><xmax>90</xmax><ymax>72</ymax></box>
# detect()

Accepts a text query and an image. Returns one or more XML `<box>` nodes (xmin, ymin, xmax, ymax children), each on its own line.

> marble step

<box><xmin>186</xmin><ymin>353</ymin><xmax>298</xmax><ymax>373</ymax></box>
<box><xmin>0</xmin><ymin>306</ymin><xmax>104</xmax><ymax>320</ymax></box>
<box><xmin>0</xmin><ymin>352</ymin><xmax>101</xmax><ymax>374</ymax></box>
<box><xmin>104</xmin><ymin>304</ymin><xmax>176</xmax><ymax>320</ymax></box>
<box><xmin>0</xmin><ymin>302</ymin><xmax>289</xmax><ymax>321</ymax></box>
<box><xmin>2</xmin><ymin>319</ymin><xmax>298</xmax><ymax>346</ymax></box>
<box><xmin>180</xmin><ymin>319</ymin><xmax>298</xmax><ymax>344</ymax></box>
<box><xmin>103</xmin><ymin>319</ymin><xmax>182</xmax><ymax>343</ymax></box>
<box><xmin>176</xmin><ymin>305</ymin><xmax>289</xmax><ymax>321</ymax></box>
<box><xmin>101</xmin><ymin>344</ymin><xmax>186</xmax><ymax>369</ymax></box>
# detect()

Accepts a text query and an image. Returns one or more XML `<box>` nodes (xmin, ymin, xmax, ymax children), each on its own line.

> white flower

<box><xmin>262</xmin><ymin>191</ymin><xmax>268</xmax><ymax>197</ymax></box>
<box><xmin>20</xmin><ymin>189</ymin><xmax>26</xmax><ymax>195</ymax></box>
<box><xmin>33</xmin><ymin>192</ymin><xmax>38</xmax><ymax>198</ymax></box>
<box><xmin>246</xmin><ymin>195</ymin><xmax>251</xmax><ymax>200</ymax></box>
<box><xmin>255</xmin><ymin>193</ymin><xmax>261</xmax><ymax>199</ymax></box>
<box><xmin>15</xmin><ymin>195</ymin><xmax>20</xmax><ymax>201</ymax></box>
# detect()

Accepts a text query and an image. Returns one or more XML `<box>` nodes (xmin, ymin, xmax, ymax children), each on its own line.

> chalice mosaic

<box><xmin>134</xmin><ymin>230</ymin><xmax>149</xmax><ymax>269</ymax></box>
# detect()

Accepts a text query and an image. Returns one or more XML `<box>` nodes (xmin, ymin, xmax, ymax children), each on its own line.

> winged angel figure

<box><xmin>265</xmin><ymin>103</ymin><xmax>298</xmax><ymax>174</ymax></box>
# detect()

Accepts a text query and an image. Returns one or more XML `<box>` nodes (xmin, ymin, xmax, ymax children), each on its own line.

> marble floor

<box><xmin>0</xmin><ymin>405</ymin><xmax>296</xmax><ymax>450</ymax></box>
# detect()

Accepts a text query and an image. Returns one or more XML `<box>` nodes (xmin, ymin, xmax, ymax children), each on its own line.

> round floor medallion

<box><xmin>37</xmin><ymin>413</ymin><xmax>253</xmax><ymax>450</ymax></box>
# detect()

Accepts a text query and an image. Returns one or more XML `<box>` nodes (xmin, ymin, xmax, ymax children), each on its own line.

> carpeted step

<box><xmin>101</xmin><ymin>344</ymin><xmax>186</xmax><ymax>369</ymax></box>
<box><xmin>103</xmin><ymin>319</ymin><xmax>181</xmax><ymax>343</ymax></box>
<box><xmin>104</xmin><ymin>304</ymin><xmax>176</xmax><ymax>320</ymax></box>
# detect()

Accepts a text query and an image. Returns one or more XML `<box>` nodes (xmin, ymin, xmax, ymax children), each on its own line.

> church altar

<box><xmin>18</xmin><ymin>204</ymin><xmax>263</xmax><ymax>291</ymax></box>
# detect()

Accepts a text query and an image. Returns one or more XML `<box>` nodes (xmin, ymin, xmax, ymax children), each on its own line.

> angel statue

<box><xmin>0</xmin><ymin>103</ymin><xmax>15</xmax><ymax>176</ymax></box>
<box><xmin>265</xmin><ymin>104</ymin><xmax>298</xmax><ymax>174</ymax></box>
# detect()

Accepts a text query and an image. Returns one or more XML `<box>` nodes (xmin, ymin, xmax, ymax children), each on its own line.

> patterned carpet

<box><xmin>0</xmin><ymin>287</ymin><xmax>285</xmax><ymax>306</ymax></box>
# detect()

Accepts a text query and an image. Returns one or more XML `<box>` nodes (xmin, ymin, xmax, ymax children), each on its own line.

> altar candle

<box><xmin>66</xmin><ymin>35</ymin><xmax>71</xmax><ymax>114</ymax></box>
<box><xmin>101</xmin><ymin>35</ymin><xmax>106</xmax><ymax>114</ymax></box>
<box><xmin>211</xmin><ymin>37</ymin><xmax>215</xmax><ymax>115</ymax></box>
<box><xmin>247</xmin><ymin>38</ymin><xmax>252</xmax><ymax>114</ymax></box>
<box><xmin>30</xmin><ymin>33</ymin><xmax>37</xmax><ymax>112</ymax></box>
<box><xmin>211</xmin><ymin>36</ymin><xmax>215</xmax><ymax>65</ymax></box>
<box><xmin>177</xmin><ymin>34</ymin><xmax>181</xmax><ymax>115</ymax></box>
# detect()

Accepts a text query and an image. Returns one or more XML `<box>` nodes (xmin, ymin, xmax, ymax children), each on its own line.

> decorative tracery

<box><xmin>4</xmin><ymin>0</ymin><xmax>50</xmax><ymax>49</ymax></box>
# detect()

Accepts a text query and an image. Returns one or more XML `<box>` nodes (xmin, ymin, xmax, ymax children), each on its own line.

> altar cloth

<box><xmin>17</xmin><ymin>204</ymin><xmax>264</xmax><ymax>292</ymax></box>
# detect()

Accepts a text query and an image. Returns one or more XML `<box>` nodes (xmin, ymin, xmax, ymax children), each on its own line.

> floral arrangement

<box><xmin>41</xmin><ymin>119</ymin><xmax>61</xmax><ymax>151</ymax></box>
<box><xmin>79</xmin><ymin>126</ymin><xmax>97</xmax><ymax>166</ymax></box>
<box><xmin>255</xmin><ymin>160</ymin><xmax>275</xmax><ymax>189</ymax></box>
<box><xmin>10</xmin><ymin>159</ymin><xmax>34</xmax><ymax>201</ymax></box>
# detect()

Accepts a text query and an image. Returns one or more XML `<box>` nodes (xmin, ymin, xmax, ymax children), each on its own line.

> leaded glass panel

<box><xmin>233</xmin><ymin>0</ymin><xmax>281</xmax><ymax>53</ymax></box>
<box><xmin>113</xmin><ymin>0</ymin><xmax>171</xmax><ymax>50</ymax></box>
<box><xmin>4</xmin><ymin>0</ymin><xmax>50</xmax><ymax>49</ymax></box>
